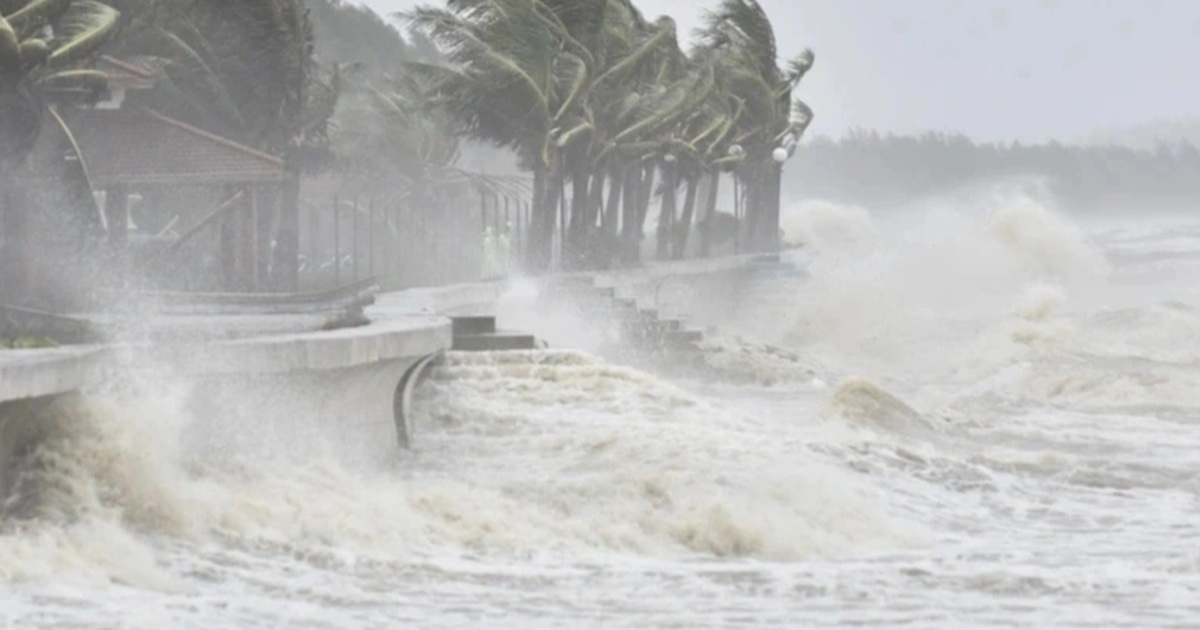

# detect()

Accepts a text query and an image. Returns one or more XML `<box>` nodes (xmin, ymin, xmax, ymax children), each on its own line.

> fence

<box><xmin>298</xmin><ymin>189</ymin><xmax>530</xmax><ymax>292</ymax></box>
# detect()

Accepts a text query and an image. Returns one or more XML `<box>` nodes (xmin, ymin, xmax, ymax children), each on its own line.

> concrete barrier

<box><xmin>0</xmin><ymin>284</ymin><xmax>506</xmax><ymax>499</ymax></box>
<box><xmin>1</xmin><ymin>257</ymin><xmax>802</xmax><ymax>500</ymax></box>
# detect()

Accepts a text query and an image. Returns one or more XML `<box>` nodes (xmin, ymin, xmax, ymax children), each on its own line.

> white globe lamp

<box><xmin>772</xmin><ymin>147</ymin><xmax>789</xmax><ymax>163</ymax></box>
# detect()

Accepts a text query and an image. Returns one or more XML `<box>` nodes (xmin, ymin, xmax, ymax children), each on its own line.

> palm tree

<box><xmin>330</xmin><ymin>69</ymin><xmax>529</xmax><ymax>284</ymax></box>
<box><xmin>668</xmin><ymin>51</ymin><xmax>745</xmax><ymax>259</ymax></box>
<box><xmin>1</xmin><ymin>0</ymin><xmax>120</xmax><ymax>303</ymax></box>
<box><xmin>698</xmin><ymin>0</ymin><xmax>814</xmax><ymax>253</ymax></box>
<box><xmin>406</xmin><ymin>0</ymin><xmax>812</xmax><ymax>268</ymax></box>
<box><xmin>545</xmin><ymin>1</ymin><xmax>705</xmax><ymax>267</ymax></box>
<box><xmin>544</xmin><ymin>2</ymin><xmax>684</xmax><ymax>267</ymax></box>
<box><xmin>404</xmin><ymin>0</ymin><xmax>588</xmax><ymax>272</ymax></box>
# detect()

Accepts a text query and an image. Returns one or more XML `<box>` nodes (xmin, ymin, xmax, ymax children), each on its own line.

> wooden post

<box><xmin>515</xmin><ymin>200</ymin><xmax>524</xmax><ymax>270</ymax></box>
<box><xmin>308</xmin><ymin>192</ymin><xmax>320</xmax><ymax>285</ymax></box>
<box><xmin>275</xmin><ymin>171</ymin><xmax>301</xmax><ymax>292</ymax></box>
<box><xmin>249</xmin><ymin>185</ymin><xmax>260</xmax><ymax>291</ymax></box>
<box><xmin>105</xmin><ymin>184</ymin><xmax>130</xmax><ymax>252</ymax></box>
<box><xmin>352</xmin><ymin>195</ymin><xmax>360</xmax><ymax>284</ymax></box>
<box><xmin>220</xmin><ymin>185</ymin><xmax>237</xmax><ymax>290</ymax></box>
<box><xmin>369</xmin><ymin>197</ymin><xmax>376</xmax><ymax>279</ymax></box>
<box><xmin>734</xmin><ymin>177</ymin><xmax>741</xmax><ymax>255</ymax></box>
<box><xmin>333</xmin><ymin>194</ymin><xmax>341</xmax><ymax>289</ymax></box>
<box><xmin>480</xmin><ymin>188</ymin><xmax>488</xmax><ymax>234</ymax></box>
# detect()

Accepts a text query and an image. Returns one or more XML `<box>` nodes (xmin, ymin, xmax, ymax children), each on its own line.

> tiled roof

<box><xmin>98</xmin><ymin>56</ymin><xmax>156</xmax><ymax>89</ymax></box>
<box><xmin>68</xmin><ymin>107</ymin><xmax>286</xmax><ymax>187</ymax></box>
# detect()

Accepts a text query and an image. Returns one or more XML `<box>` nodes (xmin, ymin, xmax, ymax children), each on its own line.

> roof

<box><xmin>98</xmin><ymin>56</ymin><xmax>156</xmax><ymax>90</ymax></box>
<box><xmin>67</xmin><ymin>107</ymin><xmax>286</xmax><ymax>187</ymax></box>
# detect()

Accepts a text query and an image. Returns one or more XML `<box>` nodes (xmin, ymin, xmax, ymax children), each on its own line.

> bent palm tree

<box><xmin>1</xmin><ymin>0</ymin><xmax>119</xmax><ymax>161</ymax></box>
<box><xmin>404</xmin><ymin>0</ymin><xmax>586</xmax><ymax>272</ymax></box>
<box><xmin>698</xmin><ymin>0</ymin><xmax>814</xmax><ymax>252</ymax></box>
<box><xmin>1</xmin><ymin>0</ymin><xmax>119</xmax><ymax>303</ymax></box>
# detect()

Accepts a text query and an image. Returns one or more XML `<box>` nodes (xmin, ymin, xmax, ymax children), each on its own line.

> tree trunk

<box><xmin>620</xmin><ymin>167</ymin><xmax>640</xmax><ymax>264</ymax></box>
<box><xmin>674</xmin><ymin>174</ymin><xmax>700</xmax><ymax>259</ymax></box>
<box><xmin>656</xmin><ymin>162</ymin><xmax>677</xmax><ymax>260</ymax></box>
<box><xmin>565</xmin><ymin>157</ymin><xmax>590</xmax><ymax>270</ymax></box>
<box><xmin>583</xmin><ymin>172</ymin><xmax>605</xmax><ymax>269</ymax></box>
<box><xmin>274</xmin><ymin>171</ymin><xmax>301</xmax><ymax>291</ymax></box>
<box><xmin>602</xmin><ymin>168</ymin><xmax>622</xmax><ymax>238</ymax></box>
<box><xmin>699</xmin><ymin>172</ymin><xmax>720</xmax><ymax>258</ymax></box>
<box><xmin>527</xmin><ymin>157</ymin><xmax>562</xmax><ymax>273</ymax></box>
<box><xmin>527</xmin><ymin>162</ymin><xmax>547</xmax><ymax>272</ymax></box>
<box><xmin>630</xmin><ymin>164</ymin><xmax>655</xmax><ymax>263</ymax></box>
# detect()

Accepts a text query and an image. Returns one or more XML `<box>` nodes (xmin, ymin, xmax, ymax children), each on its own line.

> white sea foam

<box><xmin>5</xmin><ymin>198</ymin><xmax>1200</xmax><ymax>628</ymax></box>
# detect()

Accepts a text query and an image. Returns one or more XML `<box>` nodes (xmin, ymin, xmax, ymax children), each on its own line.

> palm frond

<box><xmin>45</xmin><ymin>104</ymin><xmax>104</xmax><ymax>226</ymax></box>
<box><xmin>6</xmin><ymin>0</ymin><xmax>70</xmax><ymax>37</ymax></box>
<box><xmin>47</xmin><ymin>0</ymin><xmax>119</xmax><ymax>67</ymax></box>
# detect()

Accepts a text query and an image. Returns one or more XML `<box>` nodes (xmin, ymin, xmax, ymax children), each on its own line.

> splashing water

<box><xmin>4</xmin><ymin>189</ymin><xmax>1200</xmax><ymax>628</ymax></box>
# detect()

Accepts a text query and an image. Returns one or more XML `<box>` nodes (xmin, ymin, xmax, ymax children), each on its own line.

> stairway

<box><xmin>536</xmin><ymin>255</ymin><xmax>812</xmax><ymax>372</ymax></box>
<box><xmin>538</xmin><ymin>275</ymin><xmax>707</xmax><ymax>367</ymax></box>
<box><xmin>449</xmin><ymin>316</ymin><xmax>541</xmax><ymax>351</ymax></box>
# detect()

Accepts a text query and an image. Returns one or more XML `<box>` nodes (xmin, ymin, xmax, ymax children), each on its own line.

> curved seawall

<box><xmin>0</xmin><ymin>261</ymin><xmax>780</xmax><ymax>502</ymax></box>
<box><xmin>0</xmin><ymin>281</ymin><xmax>511</xmax><ymax>501</ymax></box>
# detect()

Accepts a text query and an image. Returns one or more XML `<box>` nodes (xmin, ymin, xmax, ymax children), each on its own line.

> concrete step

<box><xmin>546</xmin><ymin>283</ymin><xmax>611</xmax><ymax>295</ymax></box>
<box><xmin>622</xmin><ymin>317</ymin><xmax>683</xmax><ymax>336</ymax></box>
<box><xmin>451</xmin><ymin>316</ymin><xmax>496</xmax><ymax>336</ymax></box>
<box><xmin>452</xmin><ymin>332</ymin><xmax>539</xmax><ymax>351</ymax></box>
<box><xmin>755</xmin><ymin>266</ymin><xmax>809</xmax><ymax>277</ymax></box>
<box><xmin>658</xmin><ymin>329</ymin><xmax>704</xmax><ymax>352</ymax></box>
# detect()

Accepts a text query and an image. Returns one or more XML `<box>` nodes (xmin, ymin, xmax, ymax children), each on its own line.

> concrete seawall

<box><xmin>1</xmin><ymin>255</ymin><xmax>802</xmax><ymax>500</ymax></box>
<box><xmin>0</xmin><ymin>281</ymin><xmax>506</xmax><ymax>499</ymax></box>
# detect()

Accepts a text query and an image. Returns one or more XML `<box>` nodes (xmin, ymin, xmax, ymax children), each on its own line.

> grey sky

<box><xmin>356</xmin><ymin>0</ymin><xmax>1200</xmax><ymax>143</ymax></box>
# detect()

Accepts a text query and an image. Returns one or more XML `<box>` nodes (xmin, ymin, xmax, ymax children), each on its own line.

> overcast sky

<box><xmin>356</xmin><ymin>0</ymin><xmax>1200</xmax><ymax>143</ymax></box>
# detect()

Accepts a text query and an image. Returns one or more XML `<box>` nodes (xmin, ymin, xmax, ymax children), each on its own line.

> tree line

<box><xmin>400</xmin><ymin>0</ymin><xmax>815</xmax><ymax>270</ymax></box>
<box><xmin>1</xmin><ymin>0</ymin><xmax>814</xmax><ymax>306</ymax></box>
<box><xmin>787</xmin><ymin>131</ymin><xmax>1200</xmax><ymax>213</ymax></box>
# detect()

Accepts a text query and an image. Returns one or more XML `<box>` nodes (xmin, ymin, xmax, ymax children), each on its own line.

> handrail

<box><xmin>94</xmin><ymin>278</ymin><xmax>381</xmax><ymax>316</ymax></box>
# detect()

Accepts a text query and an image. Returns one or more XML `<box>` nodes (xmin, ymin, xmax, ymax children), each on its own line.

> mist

<box><xmin>363</xmin><ymin>0</ymin><xmax>1200</xmax><ymax>145</ymax></box>
<box><xmin>4</xmin><ymin>1</ymin><xmax>1200</xmax><ymax>628</ymax></box>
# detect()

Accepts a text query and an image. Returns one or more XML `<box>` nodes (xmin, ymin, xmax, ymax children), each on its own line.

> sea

<box><xmin>2</xmin><ymin>184</ymin><xmax>1199</xmax><ymax>628</ymax></box>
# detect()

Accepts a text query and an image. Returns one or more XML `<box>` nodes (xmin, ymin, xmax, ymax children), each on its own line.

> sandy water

<box><xmin>2</xmin><ymin>190</ymin><xmax>1200</xmax><ymax>628</ymax></box>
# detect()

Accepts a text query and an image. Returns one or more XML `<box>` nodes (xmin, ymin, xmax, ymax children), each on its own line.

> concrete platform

<box><xmin>452</xmin><ymin>332</ymin><xmax>538</xmax><ymax>352</ymax></box>
<box><xmin>2</xmin><ymin>254</ymin><xmax>810</xmax><ymax>505</ymax></box>
<box><xmin>0</xmin><ymin>280</ymin><xmax>509</xmax><ymax>499</ymax></box>
<box><xmin>0</xmin><ymin>347</ymin><xmax>109</xmax><ymax>403</ymax></box>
